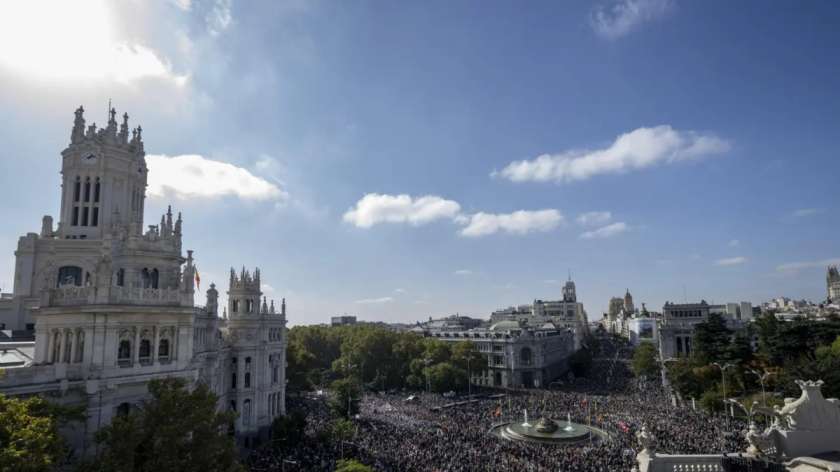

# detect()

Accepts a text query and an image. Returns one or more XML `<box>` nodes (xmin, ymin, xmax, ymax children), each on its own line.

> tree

<box><xmin>0</xmin><ymin>394</ymin><xmax>82</xmax><ymax>472</ymax></box>
<box><xmin>568</xmin><ymin>348</ymin><xmax>593</xmax><ymax>377</ymax></box>
<box><xmin>335</xmin><ymin>459</ymin><xmax>372</xmax><ymax>472</ymax></box>
<box><xmin>692</xmin><ymin>313</ymin><xmax>732</xmax><ymax>364</ymax></box>
<box><xmin>631</xmin><ymin>342</ymin><xmax>659</xmax><ymax>378</ymax></box>
<box><xmin>425</xmin><ymin>362</ymin><xmax>465</xmax><ymax>393</ymax></box>
<box><xmin>270</xmin><ymin>410</ymin><xmax>307</xmax><ymax>451</ymax></box>
<box><xmin>329</xmin><ymin>378</ymin><xmax>361</xmax><ymax>418</ymax></box>
<box><xmin>82</xmin><ymin>378</ymin><xmax>242</xmax><ymax>472</ymax></box>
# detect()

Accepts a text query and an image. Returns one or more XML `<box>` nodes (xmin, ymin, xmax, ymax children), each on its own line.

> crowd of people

<box><xmin>247</xmin><ymin>336</ymin><xmax>749</xmax><ymax>471</ymax></box>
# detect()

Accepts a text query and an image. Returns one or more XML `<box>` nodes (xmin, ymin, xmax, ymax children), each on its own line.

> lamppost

<box><xmin>661</xmin><ymin>358</ymin><xmax>680</xmax><ymax>407</ymax></box>
<box><xmin>712</xmin><ymin>362</ymin><xmax>736</xmax><ymax>417</ymax></box>
<box><xmin>423</xmin><ymin>357</ymin><xmax>432</xmax><ymax>395</ymax></box>
<box><xmin>747</xmin><ymin>368</ymin><xmax>771</xmax><ymax>407</ymax></box>
<box><xmin>466</xmin><ymin>355</ymin><xmax>472</xmax><ymax>397</ymax></box>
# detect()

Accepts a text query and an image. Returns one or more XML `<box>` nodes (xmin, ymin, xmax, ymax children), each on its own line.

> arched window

<box><xmin>229</xmin><ymin>400</ymin><xmax>236</xmax><ymax>412</ymax></box>
<box><xmin>94</xmin><ymin>177</ymin><xmax>101</xmax><ymax>203</ymax></box>
<box><xmin>57</xmin><ymin>266</ymin><xmax>83</xmax><ymax>287</ymax></box>
<box><xmin>141</xmin><ymin>268</ymin><xmax>151</xmax><ymax>288</ymax></box>
<box><xmin>73</xmin><ymin>176</ymin><xmax>81</xmax><ymax>202</ymax></box>
<box><xmin>63</xmin><ymin>331</ymin><xmax>72</xmax><ymax>362</ymax></box>
<box><xmin>158</xmin><ymin>338</ymin><xmax>170</xmax><ymax>360</ymax></box>
<box><xmin>232</xmin><ymin>300</ymin><xmax>239</xmax><ymax>313</ymax></box>
<box><xmin>116</xmin><ymin>268</ymin><xmax>125</xmax><ymax>287</ymax></box>
<box><xmin>118</xmin><ymin>340</ymin><xmax>132</xmax><ymax>366</ymax></box>
<box><xmin>520</xmin><ymin>347</ymin><xmax>532</xmax><ymax>365</ymax></box>
<box><xmin>84</xmin><ymin>177</ymin><xmax>91</xmax><ymax>202</ymax></box>
<box><xmin>139</xmin><ymin>339</ymin><xmax>151</xmax><ymax>364</ymax></box>
<box><xmin>246</xmin><ymin>300</ymin><xmax>253</xmax><ymax>313</ymax></box>
<box><xmin>116</xmin><ymin>402</ymin><xmax>131</xmax><ymax>416</ymax></box>
<box><xmin>244</xmin><ymin>372</ymin><xmax>251</xmax><ymax>388</ymax></box>
<box><xmin>231</xmin><ymin>372</ymin><xmax>237</xmax><ymax>390</ymax></box>
<box><xmin>151</xmin><ymin>269</ymin><xmax>159</xmax><ymax>289</ymax></box>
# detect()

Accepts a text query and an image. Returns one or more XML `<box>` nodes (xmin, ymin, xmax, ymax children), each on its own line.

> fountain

<box><xmin>492</xmin><ymin>410</ymin><xmax>609</xmax><ymax>445</ymax></box>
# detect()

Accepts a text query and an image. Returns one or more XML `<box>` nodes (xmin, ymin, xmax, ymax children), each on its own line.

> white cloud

<box><xmin>354</xmin><ymin>297</ymin><xmax>394</xmax><ymax>304</ymax></box>
<box><xmin>454</xmin><ymin>269</ymin><xmax>473</xmax><ymax>276</ymax></box>
<box><xmin>577</xmin><ymin>211</ymin><xmax>613</xmax><ymax>226</ymax></box>
<box><xmin>715</xmin><ymin>256</ymin><xmax>747</xmax><ymax>266</ymax></box>
<box><xmin>459</xmin><ymin>210</ymin><xmax>564</xmax><ymax>237</ymax></box>
<box><xmin>728</xmin><ymin>239</ymin><xmax>740</xmax><ymax>247</ymax></box>
<box><xmin>495</xmin><ymin>125</ymin><xmax>730</xmax><ymax>184</ymax></box>
<box><xmin>776</xmin><ymin>258</ymin><xmax>840</xmax><ymax>273</ymax></box>
<box><xmin>792</xmin><ymin>208</ymin><xmax>822</xmax><ymax>218</ymax></box>
<box><xmin>207</xmin><ymin>0</ymin><xmax>233</xmax><ymax>36</ymax></box>
<box><xmin>394</xmin><ymin>288</ymin><xmax>406</xmax><ymax>294</ymax></box>
<box><xmin>343</xmin><ymin>193</ymin><xmax>461</xmax><ymax>228</ymax></box>
<box><xmin>146</xmin><ymin>154</ymin><xmax>287</xmax><ymax>201</ymax></box>
<box><xmin>590</xmin><ymin>0</ymin><xmax>672</xmax><ymax>40</ymax></box>
<box><xmin>580</xmin><ymin>222</ymin><xmax>628</xmax><ymax>239</ymax></box>
<box><xmin>0</xmin><ymin>1</ymin><xmax>187</xmax><ymax>86</ymax></box>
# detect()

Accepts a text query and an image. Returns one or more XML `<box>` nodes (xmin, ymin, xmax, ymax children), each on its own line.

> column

<box><xmin>55</xmin><ymin>330</ymin><xmax>64</xmax><ymax>364</ymax></box>
<box><xmin>153</xmin><ymin>326</ymin><xmax>160</xmax><ymax>365</ymax></box>
<box><xmin>133</xmin><ymin>327</ymin><xmax>140</xmax><ymax>366</ymax></box>
<box><xmin>83</xmin><ymin>328</ymin><xmax>94</xmax><ymax>365</ymax></box>
<box><xmin>70</xmin><ymin>330</ymin><xmax>78</xmax><ymax>364</ymax></box>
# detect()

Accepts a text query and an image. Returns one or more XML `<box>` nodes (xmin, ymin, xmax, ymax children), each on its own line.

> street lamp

<box><xmin>747</xmin><ymin>368</ymin><xmax>771</xmax><ymax>407</ymax></box>
<box><xmin>712</xmin><ymin>362</ymin><xmax>736</xmax><ymax>416</ymax></box>
<box><xmin>423</xmin><ymin>358</ymin><xmax>432</xmax><ymax>394</ymax></box>
<box><xmin>466</xmin><ymin>355</ymin><xmax>471</xmax><ymax>398</ymax></box>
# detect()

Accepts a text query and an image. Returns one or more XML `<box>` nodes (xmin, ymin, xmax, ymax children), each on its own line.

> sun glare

<box><xmin>0</xmin><ymin>0</ymin><xmax>185</xmax><ymax>85</ymax></box>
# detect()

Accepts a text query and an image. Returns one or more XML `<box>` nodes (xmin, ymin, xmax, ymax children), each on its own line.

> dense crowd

<box><xmin>247</xmin><ymin>337</ymin><xmax>748</xmax><ymax>471</ymax></box>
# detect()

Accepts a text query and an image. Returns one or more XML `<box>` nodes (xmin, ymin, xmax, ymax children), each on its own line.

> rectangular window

<box><xmin>72</xmin><ymin>207</ymin><xmax>79</xmax><ymax>226</ymax></box>
<box><xmin>94</xmin><ymin>180</ymin><xmax>100</xmax><ymax>202</ymax></box>
<box><xmin>84</xmin><ymin>181</ymin><xmax>90</xmax><ymax>202</ymax></box>
<box><xmin>73</xmin><ymin>180</ymin><xmax>80</xmax><ymax>201</ymax></box>
<box><xmin>82</xmin><ymin>207</ymin><xmax>89</xmax><ymax>226</ymax></box>
<box><xmin>91</xmin><ymin>207</ymin><xmax>99</xmax><ymax>226</ymax></box>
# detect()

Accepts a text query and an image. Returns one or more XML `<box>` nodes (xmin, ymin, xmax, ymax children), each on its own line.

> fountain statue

<box><xmin>522</xmin><ymin>409</ymin><xmax>531</xmax><ymax>427</ymax></box>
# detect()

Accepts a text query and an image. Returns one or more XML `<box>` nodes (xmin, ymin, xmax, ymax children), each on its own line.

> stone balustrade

<box><xmin>637</xmin><ymin>454</ymin><xmax>723</xmax><ymax>472</ymax></box>
<box><xmin>48</xmin><ymin>285</ymin><xmax>187</xmax><ymax>307</ymax></box>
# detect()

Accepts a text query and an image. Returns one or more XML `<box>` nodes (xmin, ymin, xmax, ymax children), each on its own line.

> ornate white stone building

<box><xmin>0</xmin><ymin>106</ymin><xmax>287</xmax><ymax>452</ymax></box>
<box><xmin>490</xmin><ymin>277</ymin><xmax>589</xmax><ymax>350</ymax></box>
<box><xmin>828</xmin><ymin>265</ymin><xmax>840</xmax><ymax>303</ymax></box>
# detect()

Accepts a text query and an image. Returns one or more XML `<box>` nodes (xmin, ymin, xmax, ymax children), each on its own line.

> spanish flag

<box><xmin>195</xmin><ymin>267</ymin><xmax>201</xmax><ymax>291</ymax></box>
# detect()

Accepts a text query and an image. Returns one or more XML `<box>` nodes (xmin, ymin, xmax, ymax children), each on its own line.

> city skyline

<box><xmin>1</xmin><ymin>1</ymin><xmax>840</xmax><ymax>325</ymax></box>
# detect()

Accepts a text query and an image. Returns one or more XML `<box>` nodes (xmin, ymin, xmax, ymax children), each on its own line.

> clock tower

<box><xmin>57</xmin><ymin>105</ymin><xmax>148</xmax><ymax>240</ymax></box>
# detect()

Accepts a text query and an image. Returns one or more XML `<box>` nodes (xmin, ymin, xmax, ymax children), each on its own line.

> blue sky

<box><xmin>1</xmin><ymin>0</ymin><xmax>839</xmax><ymax>325</ymax></box>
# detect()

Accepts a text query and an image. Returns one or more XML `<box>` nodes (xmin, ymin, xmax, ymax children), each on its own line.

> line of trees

<box><xmin>286</xmin><ymin>324</ymin><xmax>483</xmax><ymax>397</ymax></box>
<box><xmin>664</xmin><ymin>312</ymin><xmax>840</xmax><ymax>412</ymax></box>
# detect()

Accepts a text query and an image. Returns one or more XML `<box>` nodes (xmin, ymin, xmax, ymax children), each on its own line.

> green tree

<box><xmin>568</xmin><ymin>347</ymin><xmax>593</xmax><ymax>377</ymax></box>
<box><xmin>335</xmin><ymin>459</ymin><xmax>372</xmax><ymax>472</ymax></box>
<box><xmin>631</xmin><ymin>342</ymin><xmax>659</xmax><ymax>378</ymax></box>
<box><xmin>425</xmin><ymin>362</ymin><xmax>465</xmax><ymax>393</ymax></box>
<box><xmin>0</xmin><ymin>394</ymin><xmax>82</xmax><ymax>472</ymax></box>
<box><xmin>270</xmin><ymin>410</ymin><xmax>307</xmax><ymax>452</ymax></box>
<box><xmin>82</xmin><ymin>378</ymin><xmax>242</xmax><ymax>472</ymax></box>
<box><xmin>692</xmin><ymin>313</ymin><xmax>732</xmax><ymax>364</ymax></box>
<box><xmin>329</xmin><ymin>378</ymin><xmax>361</xmax><ymax>418</ymax></box>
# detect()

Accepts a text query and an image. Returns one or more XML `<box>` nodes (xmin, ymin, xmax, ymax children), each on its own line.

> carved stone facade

<box><xmin>0</xmin><ymin>106</ymin><xmax>287</xmax><ymax>452</ymax></box>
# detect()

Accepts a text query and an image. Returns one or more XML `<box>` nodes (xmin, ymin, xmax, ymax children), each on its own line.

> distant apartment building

<box><xmin>419</xmin><ymin>320</ymin><xmax>576</xmax><ymax>389</ymax></box>
<box><xmin>331</xmin><ymin>315</ymin><xmax>357</xmax><ymax>326</ymax></box>
<box><xmin>658</xmin><ymin>300</ymin><xmax>752</xmax><ymax>359</ymax></box>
